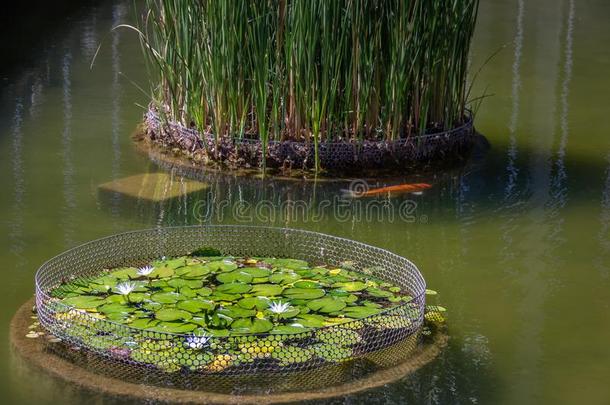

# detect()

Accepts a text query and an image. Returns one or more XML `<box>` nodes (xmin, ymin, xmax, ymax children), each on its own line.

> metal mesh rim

<box><xmin>35</xmin><ymin>225</ymin><xmax>427</xmax><ymax>374</ymax></box>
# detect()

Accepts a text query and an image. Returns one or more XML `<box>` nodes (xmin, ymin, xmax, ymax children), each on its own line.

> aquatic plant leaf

<box><xmin>283</xmin><ymin>288</ymin><xmax>325</xmax><ymax>300</ymax></box>
<box><xmin>249</xmin><ymin>284</ymin><xmax>283</xmax><ymax>296</ymax></box>
<box><xmin>155</xmin><ymin>308</ymin><xmax>193</xmax><ymax>321</ymax></box>
<box><xmin>177</xmin><ymin>299</ymin><xmax>215</xmax><ymax>313</ymax></box>
<box><xmin>270</xmin><ymin>325</ymin><xmax>311</xmax><ymax>334</ymax></box>
<box><xmin>294</xmin><ymin>314</ymin><xmax>326</xmax><ymax>328</ymax></box>
<box><xmin>216</xmin><ymin>282</ymin><xmax>252</xmax><ymax>294</ymax></box>
<box><xmin>216</xmin><ymin>271</ymin><xmax>253</xmax><ymax>284</ymax></box>
<box><xmin>306</xmin><ymin>297</ymin><xmax>346</xmax><ymax>313</ymax></box>
<box><xmin>176</xmin><ymin>265</ymin><xmax>210</xmax><ymax>279</ymax></box>
<box><xmin>195</xmin><ymin>287</ymin><xmax>213</xmax><ymax>296</ymax></box>
<box><xmin>268</xmin><ymin>272</ymin><xmax>301</xmax><ymax>284</ymax></box>
<box><xmin>218</xmin><ymin>306</ymin><xmax>256</xmax><ymax>319</ymax></box>
<box><xmin>238</xmin><ymin>296</ymin><xmax>270</xmax><ymax>310</ymax></box>
<box><xmin>129</xmin><ymin>318</ymin><xmax>159</xmax><ymax>329</ymax></box>
<box><xmin>341</xmin><ymin>305</ymin><xmax>381</xmax><ymax>319</ymax></box>
<box><xmin>264</xmin><ymin>258</ymin><xmax>309</xmax><ymax>270</ymax></box>
<box><xmin>209</xmin><ymin>292</ymin><xmax>242</xmax><ymax>302</ymax></box>
<box><xmin>98</xmin><ymin>302</ymin><xmax>134</xmax><ymax>315</ymax></box>
<box><xmin>206</xmin><ymin>260</ymin><xmax>238</xmax><ymax>272</ymax></box>
<box><xmin>151</xmin><ymin>266</ymin><xmax>174</xmax><ymax>278</ymax></box>
<box><xmin>240</xmin><ymin>267</ymin><xmax>271</xmax><ymax>278</ymax></box>
<box><xmin>62</xmin><ymin>295</ymin><xmax>104</xmax><ymax>309</ymax></box>
<box><xmin>332</xmin><ymin>281</ymin><xmax>367</xmax><ymax>292</ymax></box>
<box><xmin>168</xmin><ymin>278</ymin><xmax>204</xmax><ymax>289</ymax></box>
<box><xmin>151</xmin><ymin>321</ymin><xmax>197</xmax><ymax>333</ymax></box>
<box><xmin>293</xmin><ymin>280</ymin><xmax>320</xmax><ymax>289</ymax></box>
<box><xmin>109</xmin><ymin>267</ymin><xmax>139</xmax><ymax>279</ymax></box>
<box><xmin>231</xmin><ymin>317</ymin><xmax>273</xmax><ymax>334</ymax></box>
<box><xmin>150</xmin><ymin>291</ymin><xmax>182</xmax><ymax>304</ymax></box>
<box><xmin>366</xmin><ymin>288</ymin><xmax>393</xmax><ymax>298</ymax></box>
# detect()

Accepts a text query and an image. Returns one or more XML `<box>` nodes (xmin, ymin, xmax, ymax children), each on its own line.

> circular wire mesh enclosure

<box><xmin>144</xmin><ymin>109</ymin><xmax>475</xmax><ymax>175</ymax></box>
<box><xmin>35</xmin><ymin>226</ymin><xmax>427</xmax><ymax>390</ymax></box>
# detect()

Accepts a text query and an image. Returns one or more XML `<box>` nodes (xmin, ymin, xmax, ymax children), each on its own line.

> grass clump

<box><xmin>134</xmin><ymin>0</ymin><xmax>479</xmax><ymax>171</ymax></box>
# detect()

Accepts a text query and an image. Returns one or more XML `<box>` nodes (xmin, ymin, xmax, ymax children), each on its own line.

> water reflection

<box><xmin>61</xmin><ymin>50</ymin><xmax>76</xmax><ymax>247</ymax></box>
<box><xmin>109</xmin><ymin>3</ymin><xmax>126</xmax><ymax>225</ymax></box>
<box><xmin>9</xmin><ymin>98</ymin><xmax>25</xmax><ymax>276</ymax></box>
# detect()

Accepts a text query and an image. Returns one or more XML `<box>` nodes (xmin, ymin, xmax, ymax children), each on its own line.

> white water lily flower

<box><xmin>185</xmin><ymin>333</ymin><xmax>210</xmax><ymax>349</ymax></box>
<box><xmin>115</xmin><ymin>281</ymin><xmax>137</xmax><ymax>295</ymax></box>
<box><xmin>268</xmin><ymin>301</ymin><xmax>290</xmax><ymax>314</ymax></box>
<box><xmin>137</xmin><ymin>265</ymin><xmax>154</xmax><ymax>276</ymax></box>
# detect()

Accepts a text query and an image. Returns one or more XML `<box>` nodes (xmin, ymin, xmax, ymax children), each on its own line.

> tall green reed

<box><xmin>136</xmin><ymin>0</ymin><xmax>479</xmax><ymax>171</ymax></box>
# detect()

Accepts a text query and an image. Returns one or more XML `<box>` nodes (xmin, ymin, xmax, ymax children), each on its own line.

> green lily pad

<box><xmin>109</xmin><ymin>267</ymin><xmax>139</xmax><ymax>279</ymax></box>
<box><xmin>168</xmin><ymin>278</ymin><xmax>204</xmax><ymax>289</ymax></box>
<box><xmin>366</xmin><ymin>288</ymin><xmax>393</xmax><ymax>298</ymax></box>
<box><xmin>238</xmin><ymin>296</ymin><xmax>270</xmax><ymax>310</ymax></box>
<box><xmin>294</xmin><ymin>280</ymin><xmax>320</xmax><ymax>289</ymax></box>
<box><xmin>249</xmin><ymin>284</ymin><xmax>283</xmax><ymax>296</ymax></box>
<box><xmin>283</xmin><ymin>288</ymin><xmax>325</xmax><ymax>300</ymax></box>
<box><xmin>241</xmin><ymin>267</ymin><xmax>271</xmax><ymax>278</ymax></box>
<box><xmin>216</xmin><ymin>271</ymin><xmax>253</xmax><ymax>284</ymax></box>
<box><xmin>341</xmin><ymin>305</ymin><xmax>381</xmax><ymax>319</ymax></box>
<box><xmin>306</xmin><ymin>297</ymin><xmax>346</xmax><ymax>313</ymax></box>
<box><xmin>151</xmin><ymin>321</ymin><xmax>197</xmax><ymax>333</ymax></box>
<box><xmin>206</xmin><ymin>260</ymin><xmax>238</xmax><ymax>272</ymax></box>
<box><xmin>294</xmin><ymin>314</ymin><xmax>326</xmax><ymax>327</ymax></box>
<box><xmin>177</xmin><ymin>299</ymin><xmax>215</xmax><ymax>313</ymax></box>
<box><xmin>155</xmin><ymin>308</ymin><xmax>193</xmax><ymax>321</ymax></box>
<box><xmin>218</xmin><ymin>306</ymin><xmax>256</xmax><ymax>319</ymax></box>
<box><xmin>176</xmin><ymin>265</ymin><xmax>210</xmax><ymax>279</ymax></box>
<box><xmin>332</xmin><ymin>281</ymin><xmax>367</xmax><ymax>292</ymax></box>
<box><xmin>216</xmin><ymin>282</ymin><xmax>252</xmax><ymax>294</ymax></box>
<box><xmin>209</xmin><ymin>292</ymin><xmax>242</xmax><ymax>302</ymax></box>
<box><xmin>231</xmin><ymin>318</ymin><xmax>273</xmax><ymax>334</ymax></box>
<box><xmin>151</xmin><ymin>291</ymin><xmax>183</xmax><ymax>304</ymax></box>
<box><xmin>62</xmin><ymin>295</ymin><xmax>104</xmax><ymax>309</ymax></box>
<box><xmin>98</xmin><ymin>302</ymin><xmax>134</xmax><ymax>315</ymax></box>
<box><xmin>269</xmin><ymin>272</ymin><xmax>301</xmax><ymax>284</ymax></box>
<box><xmin>151</xmin><ymin>266</ymin><xmax>174</xmax><ymax>278</ymax></box>
<box><xmin>270</xmin><ymin>324</ymin><xmax>311</xmax><ymax>334</ymax></box>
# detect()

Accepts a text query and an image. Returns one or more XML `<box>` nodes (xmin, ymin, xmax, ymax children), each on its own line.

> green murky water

<box><xmin>1</xmin><ymin>0</ymin><xmax>609</xmax><ymax>403</ymax></box>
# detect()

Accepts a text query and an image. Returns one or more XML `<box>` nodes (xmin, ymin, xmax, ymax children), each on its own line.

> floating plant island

<box><xmin>35</xmin><ymin>226</ymin><xmax>441</xmax><ymax>378</ymax></box>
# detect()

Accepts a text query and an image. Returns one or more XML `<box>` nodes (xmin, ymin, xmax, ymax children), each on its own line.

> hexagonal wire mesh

<box><xmin>35</xmin><ymin>225</ymin><xmax>427</xmax><ymax>390</ymax></box>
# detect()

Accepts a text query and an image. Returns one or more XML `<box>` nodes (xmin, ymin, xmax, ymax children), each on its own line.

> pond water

<box><xmin>1</xmin><ymin>0</ymin><xmax>609</xmax><ymax>403</ymax></box>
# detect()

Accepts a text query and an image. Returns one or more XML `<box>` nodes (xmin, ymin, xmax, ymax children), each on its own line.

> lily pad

<box><xmin>269</xmin><ymin>272</ymin><xmax>301</xmax><ymax>284</ymax></box>
<box><xmin>249</xmin><ymin>284</ymin><xmax>283</xmax><ymax>296</ymax></box>
<box><xmin>332</xmin><ymin>281</ymin><xmax>367</xmax><ymax>292</ymax></box>
<box><xmin>231</xmin><ymin>318</ymin><xmax>273</xmax><ymax>334</ymax></box>
<box><xmin>62</xmin><ymin>295</ymin><xmax>104</xmax><ymax>309</ymax></box>
<box><xmin>216</xmin><ymin>282</ymin><xmax>252</xmax><ymax>294</ymax></box>
<box><xmin>177</xmin><ymin>300</ymin><xmax>215</xmax><ymax>313</ymax></box>
<box><xmin>155</xmin><ymin>308</ymin><xmax>193</xmax><ymax>321</ymax></box>
<box><xmin>238</xmin><ymin>296</ymin><xmax>270</xmax><ymax>310</ymax></box>
<box><xmin>283</xmin><ymin>288</ymin><xmax>325</xmax><ymax>300</ymax></box>
<box><xmin>306</xmin><ymin>297</ymin><xmax>346</xmax><ymax>313</ymax></box>
<box><xmin>341</xmin><ymin>305</ymin><xmax>382</xmax><ymax>319</ymax></box>
<box><xmin>151</xmin><ymin>291</ymin><xmax>183</xmax><ymax>304</ymax></box>
<box><xmin>218</xmin><ymin>306</ymin><xmax>257</xmax><ymax>319</ymax></box>
<box><xmin>216</xmin><ymin>271</ymin><xmax>253</xmax><ymax>284</ymax></box>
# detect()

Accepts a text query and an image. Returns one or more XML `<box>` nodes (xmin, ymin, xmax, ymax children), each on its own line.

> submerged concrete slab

<box><xmin>98</xmin><ymin>172</ymin><xmax>207</xmax><ymax>202</ymax></box>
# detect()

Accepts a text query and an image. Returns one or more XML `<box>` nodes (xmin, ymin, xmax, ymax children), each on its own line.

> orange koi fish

<box><xmin>347</xmin><ymin>182</ymin><xmax>432</xmax><ymax>197</ymax></box>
